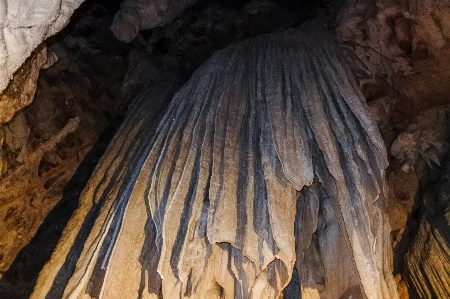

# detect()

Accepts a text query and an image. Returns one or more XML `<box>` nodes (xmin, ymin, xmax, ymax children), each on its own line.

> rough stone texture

<box><xmin>400</xmin><ymin>151</ymin><xmax>450</xmax><ymax>299</ymax></box>
<box><xmin>0</xmin><ymin>0</ymin><xmax>85</xmax><ymax>92</ymax></box>
<box><xmin>387</xmin><ymin>169</ymin><xmax>418</xmax><ymax>247</ymax></box>
<box><xmin>0</xmin><ymin>116</ymin><xmax>80</xmax><ymax>266</ymax></box>
<box><xmin>388</xmin><ymin>106</ymin><xmax>450</xmax><ymax>299</ymax></box>
<box><xmin>337</xmin><ymin>6</ymin><xmax>450</xmax><ymax>298</ymax></box>
<box><xmin>391</xmin><ymin>106</ymin><xmax>450</xmax><ymax>173</ymax></box>
<box><xmin>335</xmin><ymin>0</ymin><xmax>450</xmax><ymax>140</ymax></box>
<box><xmin>1</xmin><ymin>0</ymin><xmax>450</xmax><ymax>298</ymax></box>
<box><xmin>111</xmin><ymin>0</ymin><xmax>198</xmax><ymax>42</ymax></box>
<box><xmin>0</xmin><ymin>44</ymin><xmax>48</xmax><ymax>123</ymax></box>
<box><xmin>0</xmin><ymin>5</ymin><xmax>134</xmax><ymax>298</ymax></box>
<box><xmin>32</xmin><ymin>22</ymin><xmax>398</xmax><ymax>299</ymax></box>
<box><xmin>336</xmin><ymin>0</ymin><xmax>450</xmax><ymax>75</ymax></box>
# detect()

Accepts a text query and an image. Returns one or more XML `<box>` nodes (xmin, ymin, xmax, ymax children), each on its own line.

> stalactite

<box><xmin>32</xmin><ymin>21</ymin><xmax>399</xmax><ymax>299</ymax></box>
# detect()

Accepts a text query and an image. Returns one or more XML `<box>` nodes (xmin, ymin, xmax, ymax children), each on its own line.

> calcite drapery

<box><xmin>32</xmin><ymin>22</ymin><xmax>399</xmax><ymax>299</ymax></box>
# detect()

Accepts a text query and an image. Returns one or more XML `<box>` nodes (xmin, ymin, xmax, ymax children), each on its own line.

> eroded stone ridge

<box><xmin>32</xmin><ymin>22</ymin><xmax>399</xmax><ymax>299</ymax></box>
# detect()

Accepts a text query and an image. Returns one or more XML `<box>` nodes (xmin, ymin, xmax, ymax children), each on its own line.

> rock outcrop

<box><xmin>337</xmin><ymin>0</ymin><xmax>450</xmax><ymax>75</ymax></box>
<box><xmin>0</xmin><ymin>5</ymin><xmax>137</xmax><ymax>297</ymax></box>
<box><xmin>401</xmin><ymin>157</ymin><xmax>450</xmax><ymax>299</ymax></box>
<box><xmin>391</xmin><ymin>106</ymin><xmax>450</xmax><ymax>299</ymax></box>
<box><xmin>32</xmin><ymin>22</ymin><xmax>399</xmax><ymax>299</ymax></box>
<box><xmin>111</xmin><ymin>0</ymin><xmax>198</xmax><ymax>42</ymax></box>
<box><xmin>0</xmin><ymin>44</ymin><xmax>48</xmax><ymax>123</ymax></box>
<box><xmin>0</xmin><ymin>0</ymin><xmax>85</xmax><ymax>93</ymax></box>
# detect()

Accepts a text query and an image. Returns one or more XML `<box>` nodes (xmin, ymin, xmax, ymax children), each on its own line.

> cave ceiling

<box><xmin>0</xmin><ymin>0</ymin><xmax>449</xmax><ymax>298</ymax></box>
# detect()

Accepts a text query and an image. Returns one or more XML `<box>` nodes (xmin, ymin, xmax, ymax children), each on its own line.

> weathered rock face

<box><xmin>0</xmin><ymin>0</ymin><xmax>85</xmax><ymax>93</ymax></box>
<box><xmin>0</xmin><ymin>5</ymin><xmax>135</xmax><ymax>297</ymax></box>
<box><xmin>389</xmin><ymin>106</ymin><xmax>450</xmax><ymax>299</ymax></box>
<box><xmin>401</xmin><ymin>154</ymin><xmax>450</xmax><ymax>299</ymax></box>
<box><xmin>1</xmin><ymin>0</ymin><xmax>450</xmax><ymax>298</ymax></box>
<box><xmin>111</xmin><ymin>0</ymin><xmax>198</xmax><ymax>42</ymax></box>
<box><xmin>0</xmin><ymin>44</ymin><xmax>48</xmax><ymax>123</ymax></box>
<box><xmin>336</xmin><ymin>0</ymin><xmax>450</xmax><ymax>75</ymax></box>
<box><xmin>336</xmin><ymin>5</ymin><xmax>450</xmax><ymax>297</ymax></box>
<box><xmin>32</xmin><ymin>22</ymin><xmax>398</xmax><ymax>299</ymax></box>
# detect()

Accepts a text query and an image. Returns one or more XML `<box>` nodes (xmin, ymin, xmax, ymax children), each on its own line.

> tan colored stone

<box><xmin>0</xmin><ymin>44</ymin><xmax>47</xmax><ymax>123</ymax></box>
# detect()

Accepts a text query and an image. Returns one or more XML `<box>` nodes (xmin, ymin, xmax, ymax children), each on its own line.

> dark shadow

<box><xmin>0</xmin><ymin>117</ymin><xmax>122</xmax><ymax>299</ymax></box>
<box><xmin>393</xmin><ymin>150</ymin><xmax>450</xmax><ymax>299</ymax></box>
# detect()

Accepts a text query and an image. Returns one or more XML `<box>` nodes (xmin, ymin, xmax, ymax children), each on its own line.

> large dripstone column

<box><xmin>32</xmin><ymin>22</ymin><xmax>399</xmax><ymax>299</ymax></box>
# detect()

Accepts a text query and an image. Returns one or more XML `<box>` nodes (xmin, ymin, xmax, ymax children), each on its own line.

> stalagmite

<box><xmin>32</xmin><ymin>22</ymin><xmax>399</xmax><ymax>299</ymax></box>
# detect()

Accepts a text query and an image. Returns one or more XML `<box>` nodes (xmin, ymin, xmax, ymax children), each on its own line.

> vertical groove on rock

<box><xmin>401</xmin><ymin>152</ymin><xmax>450</xmax><ymax>299</ymax></box>
<box><xmin>32</xmin><ymin>21</ymin><xmax>398</xmax><ymax>299</ymax></box>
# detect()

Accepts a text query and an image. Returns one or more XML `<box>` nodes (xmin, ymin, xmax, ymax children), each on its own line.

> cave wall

<box><xmin>0</xmin><ymin>0</ymin><xmax>85</xmax><ymax>93</ymax></box>
<box><xmin>0</xmin><ymin>0</ymin><xmax>449</xmax><ymax>298</ymax></box>
<box><xmin>111</xmin><ymin>0</ymin><xmax>198</xmax><ymax>42</ymax></box>
<box><xmin>31</xmin><ymin>22</ymin><xmax>399</xmax><ymax>299</ymax></box>
<box><xmin>0</xmin><ymin>5</ymin><xmax>133</xmax><ymax>297</ymax></box>
<box><xmin>335</xmin><ymin>1</ymin><xmax>450</xmax><ymax>297</ymax></box>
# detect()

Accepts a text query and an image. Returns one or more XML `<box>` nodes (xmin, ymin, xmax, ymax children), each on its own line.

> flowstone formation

<box><xmin>32</xmin><ymin>23</ymin><xmax>399</xmax><ymax>299</ymax></box>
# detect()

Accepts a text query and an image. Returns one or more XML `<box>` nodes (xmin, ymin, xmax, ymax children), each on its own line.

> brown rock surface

<box><xmin>400</xmin><ymin>153</ymin><xmax>450</xmax><ymax>299</ymax></box>
<box><xmin>0</xmin><ymin>45</ymin><xmax>47</xmax><ymax>123</ymax></box>
<box><xmin>0</xmin><ymin>0</ymin><xmax>450</xmax><ymax>298</ymax></box>
<box><xmin>32</xmin><ymin>22</ymin><xmax>398</xmax><ymax>299</ymax></box>
<box><xmin>0</xmin><ymin>5</ymin><xmax>132</xmax><ymax>298</ymax></box>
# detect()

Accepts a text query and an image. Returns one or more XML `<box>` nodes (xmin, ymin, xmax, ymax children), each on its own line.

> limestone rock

<box><xmin>400</xmin><ymin>152</ymin><xmax>450</xmax><ymax>298</ymax></box>
<box><xmin>111</xmin><ymin>0</ymin><xmax>198</xmax><ymax>42</ymax></box>
<box><xmin>3</xmin><ymin>112</ymin><xmax>30</xmax><ymax>153</ymax></box>
<box><xmin>391</xmin><ymin>106</ymin><xmax>450</xmax><ymax>172</ymax></box>
<box><xmin>32</xmin><ymin>22</ymin><xmax>398</xmax><ymax>299</ymax></box>
<box><xmin>0</xmin><ymin>117</ymin><xmax>80</xmax><ymax>274</ymax></box>
<box><xmin>0</xmin><ymin>44</ymin><xmax>47</xmax><ymax>123</ymax></box>
<box><xmin>336</xmin><ymin>0</ymin><xmax>450</xmax><ymax>76</ymax></box>
<box><xmin>0</xmin><ymin>0</ymin><xmax>85</xmax><ymax>92</ymax></box>
<box><xmin>0</xmin><ymin>5</ymin><xmax>136</xmax><ymax>297</ymax></box>
<box><xmin>387</xmin><ymin>169</ymin><xmax>418</xmax><ymax>247</ymax></box>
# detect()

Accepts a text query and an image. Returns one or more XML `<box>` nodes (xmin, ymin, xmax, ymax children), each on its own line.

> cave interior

<box><xmin>0</xmin><ymin>0</ymin><xmax>449</xmax><ymax>298</ymax></box>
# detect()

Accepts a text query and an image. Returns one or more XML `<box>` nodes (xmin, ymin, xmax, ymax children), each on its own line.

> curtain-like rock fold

<box><xmin>32</xmin><ymin>22</ymin><xmax>399</xmax><ymax>299</ymax></box>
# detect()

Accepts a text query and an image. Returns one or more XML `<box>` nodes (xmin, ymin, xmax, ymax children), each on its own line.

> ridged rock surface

<box><xmin>32</xmin><ymin>22</ymin><xmax>399</xmax><ymax>299</ymax></box>
<box><xmin>401</xmin><ymin>153</ymin><xmax>450</xmax><ymax>299</ymax></box>
<box><xmin>111</xmin><ymin>0</ymin><xmax>197</xmax><ymax>42</ymax></box>
<box><xmin>0</xmin><ymin>44</ymin><xmax>47</xmax><ymax>123</ymax></box>
<box><xmin>0</xmin><ymin>0</ymin><xmax>84</xmax><ymax>92</ymax></box>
